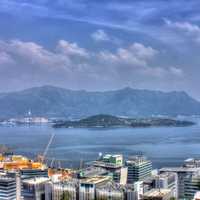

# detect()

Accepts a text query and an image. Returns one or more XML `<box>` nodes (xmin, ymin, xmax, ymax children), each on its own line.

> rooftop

<box><xmin>93</xmin><ymin>161</ymin><xmax>122</xmax><ymax>169</ymax></box>
<box><xmin>23</xmin><ymin>177</ymin><xmax>49</xmax><ymax>185</ymax></box>
<box><xmin>80</xmin><ymin>176</ymin><xmax>110</xmax><ymax>184</ymax></box>
<box><xmin>143</xmin><ymin>189</ymin><xmax>171</xmax><ymax>197</ymax></box>
<box><xmin>154</xmin><ymin>172</ymin><xmax>176</xmax><ymax>179</ymax></box>
<box><xmin>103</xmin><ymin>154</ymin><xmax>122</xmax><ymax>158</ymax></box>
<box><xmin>79</xmin><ymin>166</ymin><xmax>107</xmax><ymax>177</ymax></box>
<box><xmin>160</xmin><ymin>167</ymin><xmax>200</xmax><ymax>173</ymax></box>
<box><xmin>96</xmin><ymin>181</ymin><xmax>123</xmax><ymax>191</ymax></box>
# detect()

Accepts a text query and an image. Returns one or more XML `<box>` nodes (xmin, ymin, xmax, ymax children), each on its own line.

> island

<box><xmin>53</xmin><ymin>114</ymin><xmax>195</xmax><ymax>128</ymax></box>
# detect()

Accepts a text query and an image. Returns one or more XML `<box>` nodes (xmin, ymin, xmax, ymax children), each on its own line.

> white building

<box><xmin>79</xmin><ymin>176</ymin><xmax>110</xmax><ymax>200</ymax></box>
<box><xmin>22</xmin><ymin>177</ymin><xmax>49</xmax><ymax>200</ymax></box>
<box><xmin>0</xmin><ymin>174</ymin><xmax>17</xmax><ymax>200</ymax></box>
<box><xmin>96</xmin><ymin>182</ymin><xmax>124</xmax><ymax>200</ymax></box>
<box><xmin>160</xmin><ymin>167</ymin><xmax>200</xmax><ymax>199</ymax></box>
<box><xmin>45</xmin><ymin>180</ymin><xmax>78</xmax><ymax>200</ymax></box>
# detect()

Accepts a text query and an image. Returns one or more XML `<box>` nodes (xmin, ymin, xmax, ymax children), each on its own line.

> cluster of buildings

<box><xmin>1</xmin><ymin>153</ymin><xmax>200</xmax><ymax>199</ymax></box>
<box><xmin>0</xmin><ymin>117</ymin><xmax>49</xmax><ymax>125</ymax></box>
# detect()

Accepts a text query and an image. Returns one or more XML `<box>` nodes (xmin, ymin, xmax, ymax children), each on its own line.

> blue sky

<box><xmin>0</xmin><ymin>0</ymin><xmax>200</xmax><ymax>99</ymax></box>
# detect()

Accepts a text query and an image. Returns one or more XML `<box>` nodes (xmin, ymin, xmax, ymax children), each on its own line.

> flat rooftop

<box><xmin>93</xmin><ymin>161</ymin><xmax>122</xmax><ymax>169</ymax></box>
<box><xmin>23</xmin><ymin>177</ymin><xmax>49</xmax><ymax>185</ymax></box>
<box><xmin>160</xmin><ymin>167</ymin><xmax>200</xmax><ymax>173</ymax></box>
<box><xmin>143</xmin><ymin>189</ymin><xmax>171</xmax><ymax>197</ymax></box>
<box><xmin>154</xmin><ymin>172</ymin><xmax>175</xmax><ymax>179</ymax></box>
<box><xmin>80</xmin><ymin>176</ymin><xmax>110</xmax><ymax>184</ymax></box>
<box><xmin>103</xmin><ymin>154</ymin><xmax>122</xmax><ymax>158</ymax></box>
<box><xmin>80</xmin><ymin>167</ymin><xmax>107</xmax><ymax>177</ymax></box>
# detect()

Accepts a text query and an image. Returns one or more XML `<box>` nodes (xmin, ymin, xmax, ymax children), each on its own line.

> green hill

<box><xmin>53</xmin><ymin>114</ymin><xmax>195</xmax><ymax>128</ymax></box>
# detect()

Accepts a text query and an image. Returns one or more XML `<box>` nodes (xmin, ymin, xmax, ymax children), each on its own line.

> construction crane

<box><xmin>37</xmin><ymin>133</ymin><xmax>55</xmax><ymax>164</ymax></box>
<box><xmin>50</xmin><ymin>157</ymin><xmax>55</xmax><ymax>168</ymax></box>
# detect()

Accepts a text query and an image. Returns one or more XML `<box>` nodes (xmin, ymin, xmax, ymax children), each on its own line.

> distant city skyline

<box><xmin>0</xmin><ymin>1</ymin><xmax>200</xmax><ymax>100</ymax></box>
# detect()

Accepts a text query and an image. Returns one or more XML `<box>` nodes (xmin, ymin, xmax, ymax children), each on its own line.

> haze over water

<box><xmin>1</xmin><ymin>121</ymin><xmax>200</xmax><ymax>169</ymax></box>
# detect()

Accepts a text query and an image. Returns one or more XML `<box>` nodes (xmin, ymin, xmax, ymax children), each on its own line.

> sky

<box><xmin>0</xmin><ymin>0</ymin><xmax>200</xmax><ymax>99</ymax></box>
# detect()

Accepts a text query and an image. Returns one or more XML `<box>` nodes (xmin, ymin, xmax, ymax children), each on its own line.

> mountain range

<box><xmin>0</xmin><ymin>86</ymin><xmax>200</xmax><ymax>119</ymax></box>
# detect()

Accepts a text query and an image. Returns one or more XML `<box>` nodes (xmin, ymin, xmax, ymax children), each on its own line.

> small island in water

<box><xmin>53</xmin><ymin>114</ymin><xmax>195</xmax><ymax>128</ymax></box>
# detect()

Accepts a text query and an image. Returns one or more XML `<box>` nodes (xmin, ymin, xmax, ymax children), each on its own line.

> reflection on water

<box><xmin>0</xmin><ymin>123</ymin><xmax>200</xmax><ymax>168</ymax></box>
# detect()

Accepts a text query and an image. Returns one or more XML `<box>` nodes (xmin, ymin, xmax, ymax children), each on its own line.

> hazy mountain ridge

<box><xmin>0</xmin><ymin>86</ymin><xmax>200</xmax><ymax>118</ymax></box>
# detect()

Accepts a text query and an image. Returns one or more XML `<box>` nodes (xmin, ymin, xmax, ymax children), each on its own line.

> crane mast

<box><xmin>37</xmin><ymin>133</ymin><xmax>55</xmax><ymax>164</ymax></box>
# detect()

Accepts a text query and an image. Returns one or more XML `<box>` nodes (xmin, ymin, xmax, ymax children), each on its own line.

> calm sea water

<box><xmin>1</xmin><ymin>121</ymin><xmax>200</xmax><ymax>169</ymax></box>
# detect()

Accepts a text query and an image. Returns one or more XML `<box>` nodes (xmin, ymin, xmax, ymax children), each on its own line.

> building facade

<box><xmin>45</xmin><ymin>180</ymin><xmax>78</xmax><ymax>200</ymax></box>
<box><xmin>22</xmin><ymin>177</ymin><xmax>49</xmax><ymax>200</ymax></box>
<box><xmin>0</xmin><ymin>174</ymin><xmax>17</xmax><ymax>200</ymax></box>
<box><xmin>126</xmin><ymin>156</ymin><xmax>152</xmax><ymax>184</ymax></box>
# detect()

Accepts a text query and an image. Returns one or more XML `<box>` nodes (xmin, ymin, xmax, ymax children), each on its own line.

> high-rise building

<box><xmin>22</xmin><ymin>177</ymin><xmax>49</xmax><ymax>200</ymax></box>
<box><xmin>160</xmin><ymin>167</ymin><xmax>200</xmax><ymax>199</ymax></box>
<box><xmin>0</xmin><ymin>173</ymin><xmax>17</xmax><ymax>200</ymax></box>
<box><xmin>126</xmin><ymin>156</ymin><xmax>152</xmax><ymax>184</ymax></box>
<box><xmin>96</xmin><ymin>182</ymin><xmax>124</xmax><ymax>200</ymax></box>
<box><xmin>79</xmin><ymin>176</ymin><xmax>110</xmax><ymax>200</ymax></box>
<box><xmin>183</xmin><ymin>173</ymin><xmax>200</xmax><ymax>199</ymax></box>
<box><xmin>45</xmin><ymin>179</ymin><xmax>78</xmax><ymax>200</ymax></box>
<box><xmin>92</xmin><ymin>154</ymin><xmax>127</xmax><ymax>184</ymax></box>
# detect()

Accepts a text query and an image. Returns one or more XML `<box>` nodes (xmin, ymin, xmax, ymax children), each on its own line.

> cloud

<box><xmin>98</xmin><ymin>43</ymin><xmax>184</xmax><ymax>80</ymax></box>
<box><xmin>169</xmin><ymin>66</ymin><xmax>184</xmax><ymax>77</ymax></box>
<box><xmin>99</xmin><ymin>43</ymin><xmax>158</xmax><ymax>67</ymax></box>
<box><xmin>57</xmin><ymin>40</ymin><xmax>89</xmax><ymax>58</ymax></box>
<box><xmin>0</xmin><ymin>39</ymin><xmax>185</xmax><ymax>93</ymax></box>
<box><xmin>165</xmin><ymin>19</ymin><xmax>200</xmax><ymax>42</ymax></box>
<box><xmin>0</xmin><ymin>52</ymin><xmax>14</xmax><ymax>65</ymax></box>
<box><xmin>0</xmin><ymin>39</ymin><xmax>90</xmax><ymax>72</ymax></box>
<box><xmin>1</xmin><ymin>40</ymin><xmax>70</xmax><ymax>70</ymax></box>
<box><xmin>91</xmin><ymin>29</ymin><xmax>110</xmax><ymax>42</ymax></box>
<box><xmin>142</xmin><ymin>66</ymin><xmax>184</xmax><ymax>79</ymax></box>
